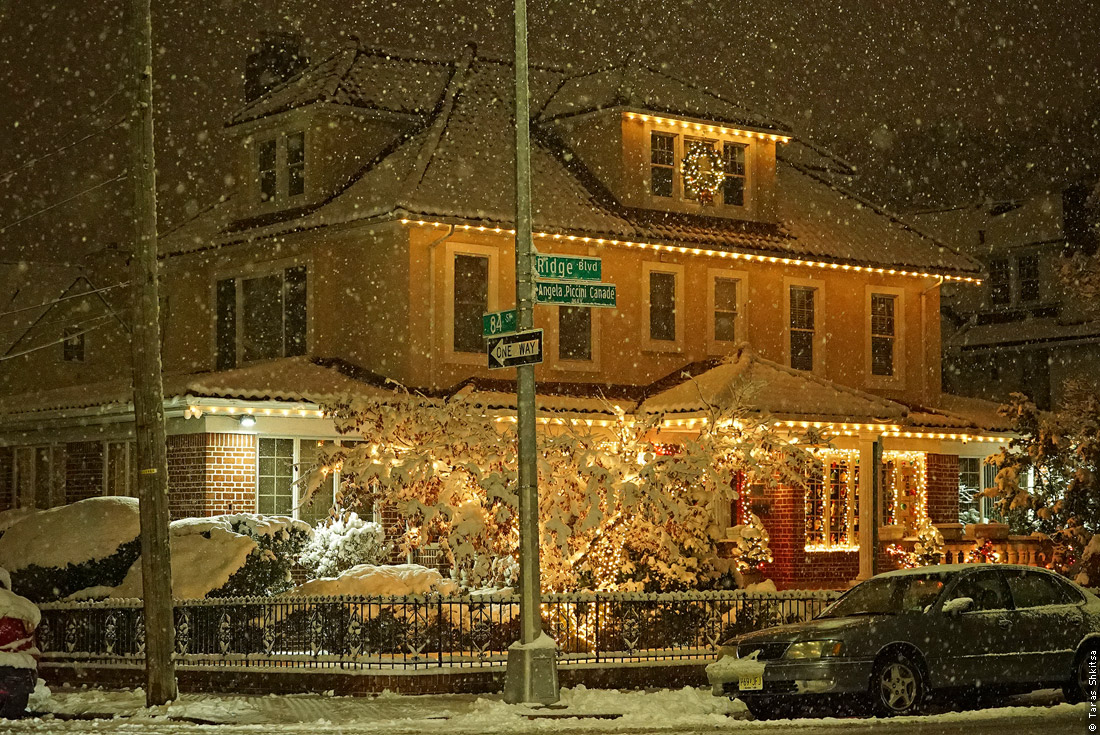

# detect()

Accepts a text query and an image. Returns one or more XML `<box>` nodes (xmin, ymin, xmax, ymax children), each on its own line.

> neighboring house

<box><xmin>912</xmin><ymin>181</ymin><xmax>1100</xmax><ymax>413</ymax></box>
<box><xmin>0</xmin><ymin>39</ymin><xmax>1024</xmax><ymax>589</ymax></box>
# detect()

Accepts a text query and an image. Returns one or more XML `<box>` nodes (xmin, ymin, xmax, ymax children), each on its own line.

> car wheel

<box><xmin>0</xmin><ymin>690</ymin><xmax>30</xmax><ymax>720</ymax></box>
<box><xmin>1063</xmin><ymin>642</ymin><xmax>1098</xmax><ymax>705</ymax></box>
<box><xmin>871</xmin><ymin>652</ymin><xmax>927</xmax><ymax>716</ymax></box>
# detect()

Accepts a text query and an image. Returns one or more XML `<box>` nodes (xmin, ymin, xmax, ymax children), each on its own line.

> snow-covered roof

<box><xmin>200</xmin><ymin>43</ymin><xmax>980</xmax><ymax>278</ymax></box>
<box><xmin>949</xmin><ymin>316</ymin><xmax>1100</xmax><ymax>351</ymax></box>
<box><xmin>637</xmin><ymin>346</ymin><xmax>906</xmax><ymax>423</ymax></box>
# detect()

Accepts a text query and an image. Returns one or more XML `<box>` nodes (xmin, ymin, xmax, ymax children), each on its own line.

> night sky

<box><xmin>1</xmin><ymin>0</ymin><xmax>1097</xmax><ymax>260</ymax></box>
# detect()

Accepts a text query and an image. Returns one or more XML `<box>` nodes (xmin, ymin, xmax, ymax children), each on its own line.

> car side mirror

<box><xmin>942</xmin><ymin>596</ymin><xmax>973</xmax><ymax>616</ymax></box>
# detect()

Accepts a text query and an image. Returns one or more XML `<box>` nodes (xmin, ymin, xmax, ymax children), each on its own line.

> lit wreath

<box><xmin>682</xmin><ymin>142</ymin><xmax>724</xmax><ymax>205</ymax></box>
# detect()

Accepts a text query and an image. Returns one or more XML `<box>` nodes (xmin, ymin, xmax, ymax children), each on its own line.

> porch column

<box><xmin>857</xmin><ymin>434</ymin><xmax>881</xmax><ymax>580</ymax></box>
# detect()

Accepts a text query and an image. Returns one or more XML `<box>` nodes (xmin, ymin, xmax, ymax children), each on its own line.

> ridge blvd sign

<box><xmin>535</xmin><ymin>280</ymin><xmax>616</xmax><ymax>308</ymax></box>
<box><xmin>487</xmin><ymin>328</ymin><xmax>543</xmax><ymax>370</ymax></box>
<box><xmin>534</xmin><ymin>253</ymin><xmax>601</xmax><ymax>282</ymax></box>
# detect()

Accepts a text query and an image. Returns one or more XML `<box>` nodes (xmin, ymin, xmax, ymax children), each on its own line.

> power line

<box><xmin>0</xmin><ymin>313</ymin><xmax>114</xmax><ymax>361</ymax></box>
<box><xmin>0</xmin><ymin>174</ymin><xmax>126</xmax><ymax>235</ymax></box>
<box><xmin>0</xmin><ymin>116</ymin><xmax>128</xmax><ymax>185</ymax></box>
<box><xmin>0</xmin><ymin>281</ymin><xmax>130</xmax><ymax>319</ymax></box>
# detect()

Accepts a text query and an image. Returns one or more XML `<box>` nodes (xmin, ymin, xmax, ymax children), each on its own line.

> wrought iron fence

<box><xmin>36</xmin><ymin>589</ymin><xmax>840</xmax><ymax>671</ymax></box>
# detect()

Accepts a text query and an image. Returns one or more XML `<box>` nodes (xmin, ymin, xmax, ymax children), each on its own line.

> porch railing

<box><xmin>35</xmin><ymin>590</ymin><xmax>840</xmax><ymax>671</ymax></box>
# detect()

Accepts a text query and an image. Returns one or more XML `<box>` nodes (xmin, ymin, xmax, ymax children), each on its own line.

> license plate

<box><xmin>738</xmin><ymin>674</ymin><xmax>764</xmax><ymax>691</ymax></box>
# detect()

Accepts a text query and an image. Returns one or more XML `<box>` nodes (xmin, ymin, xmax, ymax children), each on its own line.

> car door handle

<box><xmin>997</xmin><ymin>618</ymin><xmax>1012</xmax><ymax>630</ymax></box>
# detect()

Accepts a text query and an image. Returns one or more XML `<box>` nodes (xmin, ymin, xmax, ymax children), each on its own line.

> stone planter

<box><xmin>965</xmin><ymin>522</ymin><xmax>1010</xmax><ymax>540</ymax></box>
<box><xmin>879</xmin><ymin>525</ymin><xmax>906</xmax><ymax>541</ymax></box>
<box><xmin>740</xmin><ymin>568</ymin><xmax>765</xmax><ymax>587</ymax></box>
<box><xmin>935</xmin><ymin>523</ymin><xmax>965</xmax><ymax>541</ymax></box>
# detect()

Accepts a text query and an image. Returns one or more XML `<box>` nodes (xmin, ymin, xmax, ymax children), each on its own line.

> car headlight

<box><xmin>783</xmin><ymin>640</ymin><xmax>845</xmax><ymax>659</ymax></box>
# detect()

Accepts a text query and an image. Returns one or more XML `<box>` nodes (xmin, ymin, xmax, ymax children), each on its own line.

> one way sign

<box><xmin>487</xmin><ymin>328</ymin><xmax>543</xmax><ymax>370</ymax></box>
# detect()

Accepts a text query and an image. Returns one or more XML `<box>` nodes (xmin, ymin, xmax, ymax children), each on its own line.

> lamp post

<box><xmin>502</xmin><ymin>0</ymin><xmax>559</xmax><ymax>705</ymax></box>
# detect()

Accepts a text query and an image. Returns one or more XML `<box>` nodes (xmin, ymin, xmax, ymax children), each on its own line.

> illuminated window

<box><xmin>805</xmin><ymin>455</ymin><xmax>858</xmax><ymax>548</ymax></box>
<box><xmin>650</xmin><ymin>132</ymin><xmax>675</xmax><ymax>197</ymax></box>
<box><xmin>789</xmin><ymin>285</ymin><xmax>816</xmax><ymax>371</ymax></box>
<box><xmin>870</xmin><ymin>294</ymin><xmax>896</xmax><ymax>377</ymax></box>
<box><xmin>683</xmin><ymin>137</ymin><xmax>717</xmax><ymax>201</ymax></box>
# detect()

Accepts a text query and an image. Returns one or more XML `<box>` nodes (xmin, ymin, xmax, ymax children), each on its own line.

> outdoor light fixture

<box><xmin>238</xmin><ymin>414</ymin><xmax>256</xmax><ymax>428</ymax></box>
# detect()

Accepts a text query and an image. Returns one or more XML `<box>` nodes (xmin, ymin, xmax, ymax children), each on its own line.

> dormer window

<box><xmin>644</xmin><ymin>124</ymin><xmax>750</xmax><ymax>209</ymax></box>
<box><xmin>650</xmin><ymin>132</ymin><xmax>675</xmax><ymax>197</ymax></box>
<box><xmin>255</xmin><ymin>131</ymin><xmax>306</xmax><ymax>203</ymax></box>
<box><xmin>722</xmin><ymin>143</ymin><xmax>746</xmax><ymax>206</ymax></box>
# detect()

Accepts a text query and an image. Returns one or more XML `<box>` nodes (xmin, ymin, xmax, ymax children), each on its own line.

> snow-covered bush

<box><xmin>0</xmin><ymin>498</ymin><xmax>142</xmax><ymax>601</ymax></box>
<box><xmin>285</xmin><ymin>563</ymin><xmax>459</xmax><ymax>597</ymax></box>
<box><xmin>912</xmin><ymin>523</ymin><xmax>945</xmax><ymax>566</ymax></box>
<box><xmin>726</xmin><ymin>514</ymin><xmax>773</xmax><ymax>571</ymax></box>
<box><xmin>298</xmin><ymin>513</ymin><xmax>388</xmax><ymax>579</ymax></box>
<box><xmin>204</xmin><ymin>514</ymin><xmax>312</xmax><ymax>598</ymax></box>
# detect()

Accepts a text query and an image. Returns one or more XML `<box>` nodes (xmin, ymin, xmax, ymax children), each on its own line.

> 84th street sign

<box><xmin>487</xmin><ymin>328</ymin><xmax>543</xmax><ymax>369</ymax></box>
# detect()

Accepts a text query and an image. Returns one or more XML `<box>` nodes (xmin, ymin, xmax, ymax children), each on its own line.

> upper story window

<box><xmin>453</xmin><ymin>253</ymin><xmax>489</xmax><ymax>354</ymax></box>
<box><xmin>646</xmin><ymin>127</ymin><xmax>750</xmax><ymax>208</ymax></box>
<box><xmin>62</xmin><ymin>327</ymin><xmax>85</xmax><ymax>363</ymax></box>
<box><xmin>870</xmin><ymin>294</ymin><xmax>896</xmax><ymax>377</ymax></box>
<box><xmin>713</xmin><ymin>277</ymin><xmax>738</xmax><ymax>342</ymax></box>
<box><xmin>1017</xmin><ymin>254</ymin><xmax>1040</xmax><ymax>302</ymax></box>
<box><xmin>988</xmin><ymin>259</ymin><xmax>1010</xmax><ymax>306</ymax></box>
<box><xmin>558</xmin><ymin>306</ymin><xmax>592</xmax><ymax>362</ymax></box>
<box><xmin>789</xmin><ymin>285</ymin><xmax>816</xmax><ymax>371</ymax></box>
<box><xmin>216</xmin><ymin>265</ymin><xmax>307</xmax><ymax>369</ymax></box>
<box><xmin>255</xmin><ymin>130</ymin><xmax>306</xmax><ymax>204</ymax></box>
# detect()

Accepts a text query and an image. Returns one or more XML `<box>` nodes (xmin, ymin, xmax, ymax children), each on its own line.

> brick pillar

<box><xmin>0</xmin><ymin>448</ymin><xmax>12</xmax><ymax>512</ymax></box>
<box><xmin>205</xmin><ymin>433</ymin><xmax>257</xmax><ymax>516</ymax></box>
<box><xmin>64</xmin><ymin>441</ymin><xmax>105</xmax><ymax>503</ymax></box>
<box><xmin>167</xmin><ymin>434</ymin><xmax>206</xmax><ymax>519</ymax></box>
<box><xmin>925</xmin><ymin>453</ymin><xmax>959</xmax><ymax>525</ymax></box>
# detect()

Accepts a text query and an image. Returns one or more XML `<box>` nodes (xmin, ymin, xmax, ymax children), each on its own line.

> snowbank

<box><xmin>0</xmin><ymin>507</ymin><xmax>37</xmax><ymax>536</ymax></box>
<box><xmin>0</xmin><ymin>497</ymin><xmax>140</xmax><ymax>572</ymax></box>
<box><xmin>286</xmin><ymin>563</ymin><xmax>460</xmax><ymax>597</ymax></box>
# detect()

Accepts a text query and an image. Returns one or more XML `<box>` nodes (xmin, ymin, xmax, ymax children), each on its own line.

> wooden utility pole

<box><xmin>128</xmin><ymin>0</ymin><xmax>177</xmax><ymax>705</ymax></box>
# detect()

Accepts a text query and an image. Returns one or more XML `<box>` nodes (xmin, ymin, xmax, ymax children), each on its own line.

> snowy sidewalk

<box><xmin>22</xmin><ymin>682</ymin><xmax>1089</xmax><ymax>733</ymax></box>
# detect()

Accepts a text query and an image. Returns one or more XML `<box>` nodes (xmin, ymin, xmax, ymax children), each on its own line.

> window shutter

<box><xmin>284</xmin><ymin>266</ymin><xmax>308</xmax><ymax>357</ymax></box>
<box><xmin>216</xmin><ymin>278</ymin><xmax>237</xmax><ymax>370</ymax></box>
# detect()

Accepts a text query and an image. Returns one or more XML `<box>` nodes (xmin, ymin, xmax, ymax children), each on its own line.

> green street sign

<box><xmin>535</xmin><ymin>280</ymin><xmax>617</xmax><ymax>308</ymax></box>
<box><xmin>482</xmin><ymin>309</ymin><xmax>517</xmax><ymax>337</ymax></box>
<box><xmin>534</xmin><ymin>253</ymin><xmax>602</xmax><ymax>282</ymax></box>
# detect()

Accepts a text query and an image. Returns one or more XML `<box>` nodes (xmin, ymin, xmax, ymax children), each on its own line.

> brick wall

<box><xmin>167</xmin><ymin>434</ymin><xmax>207</xmax><ymax>519</ymax></box>
<box><xmin>64</xmin><ymin>441</ymin><xmax>104</xmax><ymax>503</ymax></box>
<box><xmin>926</xmin><ymin>453</ymin><xmax>959</xmax><ymax>525</ymax></box>
<box><xmin>205</xmin><ymin>433</ymin><xmax>257</xmax><ymax>516</ymax></box>
<box><xmin>0</xmin><ymin>447</ymin><xmax>12</xmax><ymax>512</ymax></box>
<box><xmin>165</xmin><ymin>433</ymin><xmax>257</xmax><ymax>519</ymax></box>
<box><xmin>756</xmin><ymin>483</ymin><xmax>861</xmax><ymax>590</ymax></box>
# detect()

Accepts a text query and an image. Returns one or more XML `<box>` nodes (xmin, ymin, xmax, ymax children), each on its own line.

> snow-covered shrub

<box><xmin>726</xmin><ymin>514</ymin><xmax>773</xmax><ymax>571</ymax></box>
<box><xmin>210</xmin><ymin>514</ymin><xmax>312</xmax><ymax>598</ymax></box>
<box><xmin>912</xmin><ymin>523</ymin><xmax>945</xmax><ymax>566</ymax></box>
<box><xmin>285</xmin><ymin>563</ymin><xmax>459</xmax><ymax>597</ymax></box>
<box><xmin>0</xmin><ymin>498</ymin><xmax>142</xmax><ymax>602</ymax></box>
<box><xmin>298</xmin><ymin>513</ymin><xmax>388</xmax><ymax>579</ymax></box>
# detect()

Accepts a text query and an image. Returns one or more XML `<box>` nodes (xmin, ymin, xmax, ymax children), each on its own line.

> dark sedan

<box><xmin>706</xmin><ymin>564</ymin><xmax>1100</xmax><ymax>718</ymax></box>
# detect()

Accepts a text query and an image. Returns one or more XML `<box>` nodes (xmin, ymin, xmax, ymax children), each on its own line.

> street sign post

<box><xmin>534</xmin><ymin>280</ymin><xmax>616</xmax><ymax>308</ymax></box>
<box><xmin>483</xmin><ymin>309</ymin><xmax>518</xmax><ymax>337</ymax></box>
<box><xmin>487</xmin><ymin>328</ymin><xmax>544</xmax><ymax>369</ymax></box>
<box><xmin>533</xmin><ymin>253</ymin><xmax>601</xmax><ymax>282</ymax></box>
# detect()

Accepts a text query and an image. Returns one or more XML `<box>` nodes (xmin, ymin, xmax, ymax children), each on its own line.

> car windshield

<box><xmin>817</xmin><ymin>573</ymin><xmax>950</xmax><ymax>618</ymax></box>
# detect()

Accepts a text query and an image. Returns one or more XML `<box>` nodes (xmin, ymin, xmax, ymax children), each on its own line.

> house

<box><xmin>0</xmin><ymin>39</ymin><xmax>1028</xmax><ymax>589</ymax></box>
<box><xmin>911</xmin><ymin>182</ymin><xmax>1100</xmax><ymax>413</ymax></box>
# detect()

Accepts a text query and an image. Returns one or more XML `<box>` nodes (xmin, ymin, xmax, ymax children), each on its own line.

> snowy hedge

<box><xmin>298</xmin><ymin>513</ymin><xmax>388</xmax><ymax>579</ymax></box>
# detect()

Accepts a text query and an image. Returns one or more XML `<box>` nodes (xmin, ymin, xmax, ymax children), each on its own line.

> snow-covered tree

<box><xmin>725</xmin><ymin>513</ymin><xmax>773</xmax><ymax>570</ymax></box>
<box><xmin>309</xmin><ymin>375</ymin><xmax>814</xmax><ymax>592</ymax></box>
<box><xmin>912</xmin><ymin>522</ymin><xmax>945</xmax><ymax>566</ymax></box>
<box><xmin>298</xmin><ymin>512</ymin><xmax>388</xmax><ymax>579</ymax></box>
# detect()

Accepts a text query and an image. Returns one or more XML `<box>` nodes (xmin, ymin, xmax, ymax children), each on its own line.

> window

<box><xmin>297</xmin><ymin>440</ymin><xmax>336</xmax><ymax>527</ymax></box>
<box><xmin>789</xmin><ymin>285</ymin><xmax>816</xmax><ymax>371</ymax></box>
<box><xmin>15</xmin><ymin>446</ymin><xmax>64</xmax><ymax>509</ymax></box>
<box><xmin>258</xmin><ymin>140</ymin><xmax>277</xmax><ymax>202</ymax></box>
<box><xmin>1004</xmin><ymin>570</ymin><xmax>1075</xmax><ymax>608</ymax></box>
<box><xmin>649</xmin><ymin>270</ymin><xmax>677</xmax><ymax>342</ymax></box>
<box><xmin>105</xmin><ymin>441</ymin><xmax>137</xmax><ymax>497</ymax></box>
<box><xmin>948</xmin><ymin>570</ymin><xmax>1011</xmax><ymax>611</ymax></box>
<box><xmin>453</xmin><ymin>254</ymin><xmax>489</xmax><ymax>353</ymax></box>
<box><xmin>989</xmin><ymin>259</ymin><xmax>1010</xmax><ymax>305</ymax></box>
<box><xmin>216</xmin><ymin>265</ymin><xmax>307</xmax><ymax>368</ymax></box>
<box><xmin>256</xmin><ymin>131</ymin><xmax>305</xmax><ymax>203</ymax></box>
<box><xmin>558</xmin><ymin>306</ymin><xmax>591</xmax><ymax>361</ymax></box>
<box><xmin>870</xmin><ymin>294</ymin><xmax>896</xmax><ymax>377</ymax></box>
<box><xmin>650</xmin><ymin>132</ymin><xmax>675</xmax><ymax>197</ymax></box>
<box><xmin>257</xmin><ymin>438</ymin><xmax>295</xmax><ymax>515</ymax></box>
<box><xmin>805</xmin><ymin>455</ymin><xmax>858</xmax><ymax>549</ymax></box>
<box><xmin>682</xmin><ymin>137</ymin><xmax>716</xmax><ymax>201</ymax></box>
<box><xmin>1017</xmin><ymin>254</ymin><xmax>1040</xmax><ymax>302</ymax></box>
<box><xmin>958</xmin><ymin>457</ymin><xmax>981</xmax><ymax>524</ymax></box>
<box><xmin>62</xmin><ymin>327</ymin><xmax>85</xmax><ymax>363</ymax></box>
<box><xmin>286</xmin><ymin>132</ymin><xmax>305</xmax><ymax>197</ymax></box>
<box><xmin>713</xmin><ymin>277</ymin><xmax>738</xmax><ymax>342</ymax></box>
<box><xmin>722</xmin><ymin>142</ymin><xmax>746</xmax><ymax>206</ymax></box>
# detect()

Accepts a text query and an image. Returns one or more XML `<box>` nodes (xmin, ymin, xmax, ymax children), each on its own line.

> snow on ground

<box><xmin>0</xmin><ymin>497</ymin><xmax>140</xmax><ymax>572</ymax></box>
<box><xmin>285</xmin><ymin>563</ymin><xmax>460</xmax><ymax>597</ymax></box>
<box><xmin>19</xmin><ymin>683</ymin><xmax>1086</xmax><ymax>733</ymax></box>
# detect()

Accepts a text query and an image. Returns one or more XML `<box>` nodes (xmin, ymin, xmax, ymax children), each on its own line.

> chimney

<box><xmin>245</xmin><ymin>32</ymin><xmax>309</xmax><ymax>103</ymax></box>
